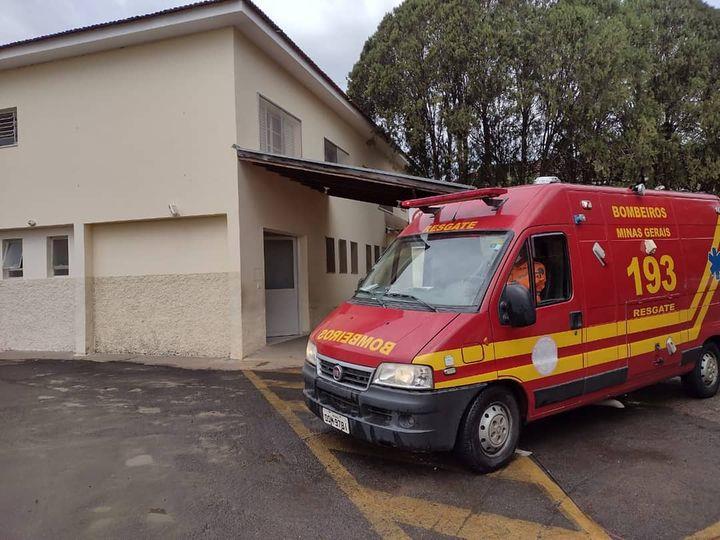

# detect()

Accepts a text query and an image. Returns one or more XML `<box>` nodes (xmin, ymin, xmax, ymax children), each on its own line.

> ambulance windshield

<box><xmin>355</xmin><ymin>232</ymin><xmax>510</xmax><ymax>311</ymax></box>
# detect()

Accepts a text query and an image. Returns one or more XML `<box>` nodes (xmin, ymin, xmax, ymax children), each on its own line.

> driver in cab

<box><xmin>507</xmin><ymin>252</ymin><xmax>546</xmax><ymax>303</ymax></box>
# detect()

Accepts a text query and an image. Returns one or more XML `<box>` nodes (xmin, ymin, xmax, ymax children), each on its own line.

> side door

<box><xmin>489</xmin><ymin>226</ymin><xmax>585</xmax><ymax>414</ymax></box>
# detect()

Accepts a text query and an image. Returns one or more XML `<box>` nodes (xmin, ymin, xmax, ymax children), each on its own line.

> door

<box><xmin>489</xmin><ymin>227</ymin><xmax>586</xmax><ymax>412</ymax></box>
<box><xmin>264</xmin><ymin>233</ymin><xmax>300</xmax><ymax>338</ymax></box>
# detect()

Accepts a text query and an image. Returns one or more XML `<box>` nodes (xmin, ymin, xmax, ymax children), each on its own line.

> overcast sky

<box><xmin>0</xmin><ymin>0</ymin><xmax>718</xmax><ymax>90</ymax></box>
<box><xmin>0</xmin><ymin>0</ymin><xmax>403</xmax><ymax>90</ymax></box>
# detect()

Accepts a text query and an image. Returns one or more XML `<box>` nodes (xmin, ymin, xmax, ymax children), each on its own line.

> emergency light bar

<box><xmin>401</xmin><ymin>188</ymin><xmax>508</xmax><ymax>212</ymax></box>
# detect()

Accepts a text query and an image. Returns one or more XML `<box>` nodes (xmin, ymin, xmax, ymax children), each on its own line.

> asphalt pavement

<box><xmin>0</xmin><ymin>358</ymin><xmax>717</xmax><ymax>539</ymax></box>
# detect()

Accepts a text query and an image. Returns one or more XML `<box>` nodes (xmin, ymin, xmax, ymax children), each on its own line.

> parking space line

<box><xmin>492</xmin><ymin>457</ymin><xmax>609</xmax><ymax>539</ymax></box>
<box><xmin>686</xmin><ymin>521</ymin><xmax>720</xmax><ymax>539</ymax></box>
<box><xmin>366</xmin><ymin>488</ymin><xmax>580</xmax><ymax>539</ymax></box>
<box><xmin>248</xmin><ymin>370</ymin><xmax>609</xmax><ymax>539</ymax></box>
<box><xmin>244</xmin><ymin>370</ymin><xmax>411</xmax><ymax>539</ymax></box>
<box><xmin>260</xmin><ymin>379</ymin><xmax>304</xmax><ymax>390</ymax></box>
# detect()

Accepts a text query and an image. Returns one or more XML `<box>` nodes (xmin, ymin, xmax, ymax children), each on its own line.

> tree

<box><xmin>348</xmin><ymin>0</ymin><xmax>720</xmax><ymax>191</ymax></box>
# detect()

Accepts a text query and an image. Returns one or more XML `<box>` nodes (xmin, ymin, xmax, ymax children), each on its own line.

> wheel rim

<box><xmin>700</xmin><ymin>351</ymin><xmax>719</xmax><ymax>388</ymax></box>
<box><xmin>478</xmin><ymin>402</ymin><xmax>511</xmax><ymax>455</ymax></box>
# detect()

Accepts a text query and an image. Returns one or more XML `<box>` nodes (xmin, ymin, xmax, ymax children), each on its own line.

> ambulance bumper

<box><xmin>302</xmin><ymin>362</ymin><xmax>484</xmax><ymax>452</ymax></box>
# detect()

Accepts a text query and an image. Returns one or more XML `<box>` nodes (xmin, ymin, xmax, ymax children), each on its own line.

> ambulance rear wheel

<box><xmin>682</xmin><ymin>343</ymin><xmax>720</xmax><ymax>399</ymax></box>
<box><xmin>456</xmin><ymin>386</ymin><xmax>520</xmax><ymax>473</ymax></box>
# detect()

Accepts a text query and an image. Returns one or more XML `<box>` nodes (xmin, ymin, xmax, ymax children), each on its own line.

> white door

<box><xmin>264</xmin><ymin>234</ymin><xmax>300</xmax><ymax>337</ymax></box>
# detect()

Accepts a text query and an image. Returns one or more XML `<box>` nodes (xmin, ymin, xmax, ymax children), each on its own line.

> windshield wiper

<box><xmin>355</xmin><ymin>288</ymin><xmax>387</xmax><ymax>307</ymax></box>
<box><xmin>383</xmin><ymin>291</ymin><xmax>437</xmax><ymax>312</ymax></box>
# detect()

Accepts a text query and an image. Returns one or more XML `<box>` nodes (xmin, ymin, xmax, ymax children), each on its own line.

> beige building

<box><xmin>0</xmin><ymin>0</ymin><xmax>461</xmax><ymax>359</ymax></box>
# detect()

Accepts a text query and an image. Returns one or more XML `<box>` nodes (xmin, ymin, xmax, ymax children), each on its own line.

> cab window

<box><xmin>506</xmin><ymin>233</ymin><xmax>571</xmax><ymax>306</ymax></box>
<box><xmin>531</xmin><ymin>234</ymin><xmax>571</xmax><ymax>305</ymax></box>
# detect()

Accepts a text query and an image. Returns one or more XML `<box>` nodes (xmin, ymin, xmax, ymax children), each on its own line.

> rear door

<box><xmin>606</xmin><ymin>194</ymin><xmax>685</xmax><ymax>380</ymax></box>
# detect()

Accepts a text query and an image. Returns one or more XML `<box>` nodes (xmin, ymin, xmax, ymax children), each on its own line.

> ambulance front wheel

<box><xmin>456</xmin><ymin>386</ymin><xmax>521</xmax><ymax>473</ymax></box>
<box><xmin>682</xmin><ymin>342</ymin><xmax>720</xmax><ymax>399</ymax></box>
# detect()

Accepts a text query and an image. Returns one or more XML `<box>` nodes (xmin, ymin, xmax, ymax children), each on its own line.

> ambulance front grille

<box><xmin>317</xmin><ymin>355</ymin><xmax>374</xmax><ymax>390</ymax></box>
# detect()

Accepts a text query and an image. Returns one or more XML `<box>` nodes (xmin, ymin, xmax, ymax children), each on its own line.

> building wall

<box><xmin>0</xmin><ymin>30</ymin><xmax>240</xmax><ymax>355</ymax></box>
<box><xmin>91</xmin><ymin>216</ymin><xmax>231</xmax><ymax>357</ymax></box>
<box><xmin>0</xmin><ymin>227</ymin><xmax>75</xmax><ymax>351</ymax></box>
<box><xmin>0</xmin><ymin>28</ymin><xmax>239</xmax><ymax>229</ymax></box>
<box><xmin>0</xmin><ymin>26</ymin><xmax>403</xmax><ymax>358</ymax></box>
<box><xmin>233</xmin><ymin>31</ymin><xmax>393</xmax><ymax>354</ymax></box>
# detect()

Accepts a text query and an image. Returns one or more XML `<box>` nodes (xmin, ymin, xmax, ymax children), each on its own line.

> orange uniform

<box><xmin>508</xmin><ymin>260</ymin><xmax>546</xmax><ymax>301</ymax></box>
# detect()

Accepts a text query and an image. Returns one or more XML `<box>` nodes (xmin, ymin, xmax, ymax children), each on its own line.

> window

<box><xmin>264</xmin><ymin>238</ymin><xmax>294</xmax><ymax>289</ymax></box>
<box><xmin>350</xmin><ymin>242</ymin><xmax>358</xmax><ymax>274</ymax></box>
<box><xmin>531</xmin><ymin>234</ymin><xmax>571</xmax><ymax>304</ymax></box>
<box><xmin>50</xmin><ymin>236</ymin><xmax>69</xmax><ymax>276</ymax></box>
<box><xmin>325</xmin><ymin>237</ymin><xmax>336</xmax><ymax>273</ymax></box>
<box><xmin>506</xmin><ymin>234</ymin><xmax>571</xmax><ymax>306</ymax></box>
<box><xmin>0</xmin><ymin>108</ymin><xmax>17</xmax><ymax>147</ymax></box>
<box><xmin>356</xmin><ymin>232</ymin><xmax>511</xmax><ymax>310</ymax></box>
<box><xmin>2</xmin><ymin>239</ymin><xmax>23</xmax><ymax>278</ymax></box>
<box><xmin>338</xmin><ymin>239</ymin><xmax>348</xmax><ymax>274</ymax></box>
<box><xmin>365</xmin><ymin>244</ymin><xmax>373</xmax><ymax>274</ymax></box>
<box><xmin>374</xmin><ymin>245</ymin><xmax>381</xmax><ymax>263</ymax></box>
<box><xmin>324</xmin><ymin>138</ymin><xmax>349</xmax><ymax>164</ymax></box>
<box><xmin>259</xmin><ymin>96</ymin><xmax>301</xmax><ymax>157</ymax></box>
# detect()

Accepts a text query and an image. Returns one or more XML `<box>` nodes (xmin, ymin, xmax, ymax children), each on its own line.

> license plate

<box><xmin>322</xmin><ymin>408</ymin><xmax>350</xmax><ymax>434</ymax></box>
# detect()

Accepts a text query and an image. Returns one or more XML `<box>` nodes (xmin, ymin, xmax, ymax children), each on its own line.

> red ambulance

<box><xmin>303</xmin><ymin>182</ymin><xmax>720</xmax><ymax>472</ymax></box>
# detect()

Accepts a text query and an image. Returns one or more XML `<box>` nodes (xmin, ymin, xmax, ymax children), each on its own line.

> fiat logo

<box><xmin>332</xmin><ymin>365</ymin><xmax>344</xmax><ymax>381</ymax></box>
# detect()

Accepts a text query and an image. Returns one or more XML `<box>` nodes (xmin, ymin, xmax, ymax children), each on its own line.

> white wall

<box><xmin>0</xmin><ymin>29</ymin><xmax>238</xmax><ymax>229</ymax></box>
<box><xmin>92</xmin><ymin>216</ymin><xmax>230</xmax><ymax>277</ymax></box>
<box><xmin>232</xmin><ymin>30</ymin><xmax>394</xmax><ymax>354</ymax></box>
<box><xmin>0</xmin><ymin>226</ymin><xmax>75</xmax><ymax>351</ymax></box>
<box><xmin>0</xmin><ymin>25</ymin><xmax>404</xmax><ymax>358</ymax></box>
<box><xmin>91</xmin><ymin>216</ymin><xmax>231</xmax><ymax>357</ymax></box>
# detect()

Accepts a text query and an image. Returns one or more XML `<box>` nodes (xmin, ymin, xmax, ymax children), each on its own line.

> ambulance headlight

<box><xmin>305</xmin><ymin>339</ymin><xmax>318</xmax><ymax>366</ymax></box>
<box><xmin>373</xmin><ymin>363</ymin><xmax>433</xmax><ymax>390</ymax></box>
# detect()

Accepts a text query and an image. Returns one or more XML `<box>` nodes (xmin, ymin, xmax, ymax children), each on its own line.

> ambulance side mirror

<box><xmin>499</xmin><ymin>283</ymin><xmax>536</xmax><ymax>327</ymax></box>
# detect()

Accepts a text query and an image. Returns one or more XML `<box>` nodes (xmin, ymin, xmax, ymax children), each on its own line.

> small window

<box><xmin>264</xmin><ymin>238</ymin><xmax>295</xmax><ymax>289</ymax></box>
<box><xmin>374</xmin><ymin>245</ymin><xmax>381</xmax><ymax>263</ymax></box>
<box><xmin>350</xmin><ymin>241</ymin><xmax>358</xmax><ymax>274</ymax></box>
<box><xmin>50</xmin><ymin>236</ymin><xmax>69</xmax><ymax>276</ymax></box>
<box><xmin>338</xmin><ymin>239</ymin><xmax>348</xmax><ymax>274</ymax></box>
<box><xmin>324</xmin><ymin>138</ymin><xmax>349</xmax><ymax>165</ymax></box>
<box><xmin>506</xmin><ymin>234</ymin><xmax>571</xmax><ymax>306</ymax></box>
<box><xmin>259</xmin><ymin>96</ymin><xmax>301</xmax><ymax>157</ymax></box>
<box><xmin>0</xmin><ymin>108</ymin><xmax>17</xmax><ymax>147</ymax></box>
<box><xmin>325</xmin><ymin>237</ymin><xmax>336</xmax><ymax>273</ymax></box>
<box><xmin>2</xmin><ymin>239</ymin><xmax>23</xmax><ymax>278</ymax></box>
<box><xmin>531</xmin><ymin>234</ymin><xmax>571</xmax><ymax>305</ymax></box>
<box><xmin>365</xmin><ymin>244</ymin><xmax>373</xmax><ymax>274</ymax></box>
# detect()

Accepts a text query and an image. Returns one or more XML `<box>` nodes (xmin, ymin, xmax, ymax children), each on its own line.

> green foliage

<box><xmin>347</xmin><ymin>0</ymin><xmax>720</xmax><ymax>191</ymax></box>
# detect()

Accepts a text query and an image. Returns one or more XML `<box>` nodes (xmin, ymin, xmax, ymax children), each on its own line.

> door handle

<box><xmin>570</xmin><ymin>311</ymin><xmax>583</xmax><ymax>330</ymax></box>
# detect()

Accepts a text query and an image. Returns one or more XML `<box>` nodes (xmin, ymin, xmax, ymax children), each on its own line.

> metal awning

<box><xmin>234</xmin><ymin>146</ymin><xmax>471</xmax><ymax>206</ymax></box>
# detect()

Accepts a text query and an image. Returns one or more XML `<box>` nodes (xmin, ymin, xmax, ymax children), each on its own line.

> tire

<box><xmin>682</xmin><ymin>342</ymin><xmax>720</xmax><ymax>399</ymax></box>
<box><xmin>456</xmin><ymin>386</ymin><xmax>521</xmax><ymax>474</ymax></box>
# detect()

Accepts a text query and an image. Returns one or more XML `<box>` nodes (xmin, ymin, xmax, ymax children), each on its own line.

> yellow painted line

<box><xmin>285</xmin><ymin>399</ymin><xmax>308</xmax><ymax>412</ymax></box>
<box><xmin>260</xmin><ymin>378</ymin><xmax>304</xmax><ymax>390</ymax></box>
<box><xmin>244</xmin><ymin>370</ymin><xmax>411</xmax><ymax>539</ymax></box>
<box><xmin>492</xmin><ymin>457</ymin><xmax>610</xmax><ymax>539</ymax></box>
<box><xmin>686</xmin><ymin>520</ymin><xmax>720</xmax><ymax>540</ymax></box>
<box><xmin>247</xmin><ymin>371</ymin><xmax>609</xmax><ymax>539</ymax></box>
<box><xmin>366</xmin><ymin>487</ymin><xmax>582</xmax><ymax>539</ymax></box>
<box><xmin>317</xmin><ymin>430</ymin><xmax>468</xmax><ymax>473</ymax></box>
